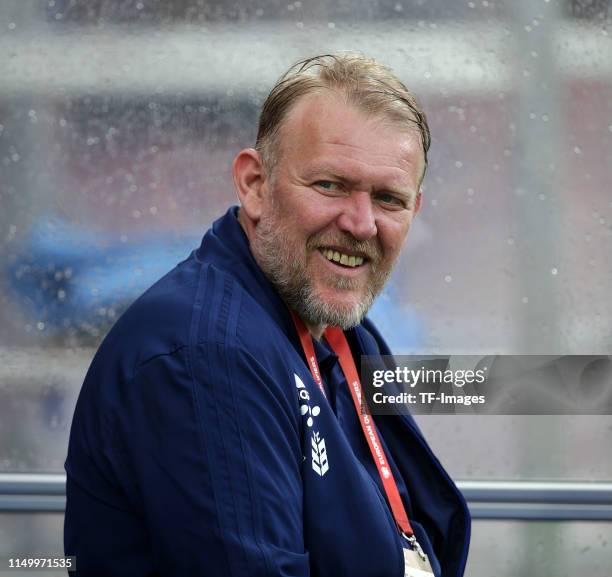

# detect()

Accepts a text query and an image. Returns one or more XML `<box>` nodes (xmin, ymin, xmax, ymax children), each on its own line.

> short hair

<box><xmin>255</xmin><ymin>52</ymin><xmax>431</xmax><ymax>181</ymax></box>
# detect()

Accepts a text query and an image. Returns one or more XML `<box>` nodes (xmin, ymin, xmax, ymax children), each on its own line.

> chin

<box><xmin>301</xmin><ymin>289</ymin><xmax>372</xmax><ymax>330</ymax></box>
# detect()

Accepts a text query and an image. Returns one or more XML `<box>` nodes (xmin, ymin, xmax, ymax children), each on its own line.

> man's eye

<box><xmin>376</xmin><ymin>192</ymin><xmax>405</xmax><ymax>207</ymax></box>
<box><xmin>315</xmin><ymin>181</ymin><xmax>340</xmax><ymax>191</ymax></box>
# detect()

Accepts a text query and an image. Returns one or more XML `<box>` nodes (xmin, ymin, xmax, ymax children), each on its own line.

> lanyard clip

<box><xmin>402</xmin><ymin>532</ymin><xmax>428</xmax><ymax>562</ymax></box>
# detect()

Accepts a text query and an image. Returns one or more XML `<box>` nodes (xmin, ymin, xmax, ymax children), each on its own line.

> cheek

<box><xmin>378</xmin><ymin>220</ymin><xmax>411</xmax><ymax>257</ymax></box>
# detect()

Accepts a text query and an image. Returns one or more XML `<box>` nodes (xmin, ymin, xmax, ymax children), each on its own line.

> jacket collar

<box><xmin>195</xmin><ymin>206</ymin><xmax>299</xmax><ymax>344</ymax></box>
<box><xmin>195</xmin><ymin>206</ymin><xmax>383</xmax><ymax>357</ymax></box>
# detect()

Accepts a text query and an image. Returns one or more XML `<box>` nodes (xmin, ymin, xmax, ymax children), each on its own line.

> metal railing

<box><xmin>460</xmin><ymin>480</ymin><xmax>612</xmax><ymax>520</ymax></box>
<box><xmin>1</xmin><ymin>474</ymin><xmax>611</xmax><ymax>520</ymax></box>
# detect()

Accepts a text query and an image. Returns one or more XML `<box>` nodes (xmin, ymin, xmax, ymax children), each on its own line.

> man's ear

<box><xmin>414</xmin><ymin>190</ymin><xmax>422</xmax><ymax>214</ymax></box>
<box><xmin>232</xmin><ymin>148</ymin><xmax>267</xmax><ymax>223</ymax></box>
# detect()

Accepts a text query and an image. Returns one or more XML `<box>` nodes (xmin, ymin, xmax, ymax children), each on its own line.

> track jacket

<box><xmin>65</xmin><ymin>206</ymin><xmax>471</xmax><ymax>576</ymax></box>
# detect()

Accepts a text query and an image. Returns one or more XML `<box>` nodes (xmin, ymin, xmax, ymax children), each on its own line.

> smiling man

<box><xmin>237</xmin><ymin>89</ymin><xmax>424</xmax><ymax>337</ymax></box>
<box><xmin>65</xmin><ymin>53</ymin><xmax>470</xmax><ymax>577</ymax></box>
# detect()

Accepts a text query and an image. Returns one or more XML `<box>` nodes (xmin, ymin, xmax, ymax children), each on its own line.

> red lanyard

<box><xmin>290</xmin><ymin>310</ymin><xmax>415</xmax><ymax>540</ymax></box>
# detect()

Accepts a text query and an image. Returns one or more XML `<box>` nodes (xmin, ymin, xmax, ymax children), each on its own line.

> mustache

<box><xmin>308</xmin><ymin>233</ymin><xmax>382</xmax><ymax>262</ymax></box>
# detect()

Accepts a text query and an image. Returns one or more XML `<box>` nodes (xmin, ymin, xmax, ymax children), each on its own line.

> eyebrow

<box><xmin>302</xmin><ymin>164</ymin><xmax>417</xmax><ymax>201</ymax></box>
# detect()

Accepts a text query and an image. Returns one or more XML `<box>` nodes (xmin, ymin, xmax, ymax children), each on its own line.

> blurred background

<box><xmin>0</xmin><ymin>0</ymin><xmax>611</xmax><ymax>575</ymax></box>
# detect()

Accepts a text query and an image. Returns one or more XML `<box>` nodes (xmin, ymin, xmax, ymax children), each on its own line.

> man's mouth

<box><xmin>319</xmin><ymin>248</ymin><xmax>366</xmax><ymax>268</ymax></box>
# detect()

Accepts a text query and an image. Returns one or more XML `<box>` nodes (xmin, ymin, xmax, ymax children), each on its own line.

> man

<box><xmin>65</xmin><ymin>53</ymin><xmax>470</xmax><ymax>576</ymax></box>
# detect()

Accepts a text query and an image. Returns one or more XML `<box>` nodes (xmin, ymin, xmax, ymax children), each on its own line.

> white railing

<box><xmin>1</xmin><ymin>22</ymin><xmax>609</xmax><ymax>97</ymax></box>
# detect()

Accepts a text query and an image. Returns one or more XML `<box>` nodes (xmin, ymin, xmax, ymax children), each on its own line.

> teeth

<box><xmin>322</xmin><ymin>249</ymin><xmax>364</xmax><ymax>268</ymax></box>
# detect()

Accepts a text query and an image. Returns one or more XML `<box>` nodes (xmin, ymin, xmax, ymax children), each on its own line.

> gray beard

<box><xmin>251</xmin><ymin>211</ymin><xmax>393</xmax><ymax>330</ymax></box>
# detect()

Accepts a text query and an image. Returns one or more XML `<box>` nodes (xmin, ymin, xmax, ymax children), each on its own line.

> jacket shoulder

<box><xmin>191</xmin><ymin>265</ymin><xmax>301</xmax><ymax>376</ymax></box>
<box><xmin>90</xmin><ymin>254</ymin><xmax>203</xmax><ymax>379</ymax></box>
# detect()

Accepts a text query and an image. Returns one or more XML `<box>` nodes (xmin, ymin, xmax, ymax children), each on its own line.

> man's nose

<box><xmin>336</xmin><ymin>191</ymin><xmax>377</xmax><ymax>241</ymax></box>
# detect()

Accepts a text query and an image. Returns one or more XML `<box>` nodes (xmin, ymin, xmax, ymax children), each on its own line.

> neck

<box><xmin>304</xmin><ymin>320</ymin><xmax>326</xmax><ymax>341</ymax></box>
<box><xmin>237</xmin><ymin>207</ymin><xmax>254</xmax><ymax>241</ymax></box>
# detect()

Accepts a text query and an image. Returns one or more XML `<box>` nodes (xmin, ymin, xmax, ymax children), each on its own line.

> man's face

<box><xmin>251</xmin><ymin>91</ymin><xmax>425</xmax><ymax>330</ymax></box>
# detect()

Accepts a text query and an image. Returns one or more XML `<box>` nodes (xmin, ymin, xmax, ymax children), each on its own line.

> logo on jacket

<box><xmin>294</xmin><ymin>373</ymin><xmax>330</xmax><ymax>477</ymax></box>
<box><xmin>311</xmin><ymin>431</ymin><xmax>329</xmax><ymax>477</ymax></box>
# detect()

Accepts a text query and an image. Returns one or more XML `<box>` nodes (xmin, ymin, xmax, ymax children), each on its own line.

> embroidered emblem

<box><xmin>294</xmin><ymin>373</ymin><xmax>330</xmax><ymax>476</ymax></box>
<box><xmin>300</xmin><ymin>404</ymin><xmax>320</xmax><ymax>427</ymax></box>
<box><xmin>294</xmin><ymin>373</ymin><xmax>321</xmax><ymax>427</ymax></box>
<box><xmin>311</xmin><ymin>431</ymin><xmax>329</xmax><ymax>477</ymax></box>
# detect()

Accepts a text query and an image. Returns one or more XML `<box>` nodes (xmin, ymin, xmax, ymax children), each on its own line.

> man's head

<box><xmin>233</xmin><ymin>52</ymin><xmax>429</xmax><ymax>335</ymax></box>
<box><xmin>255</xmin><ymin>53</ymin><xmax>430</xmax><ymax>184</ymax></box>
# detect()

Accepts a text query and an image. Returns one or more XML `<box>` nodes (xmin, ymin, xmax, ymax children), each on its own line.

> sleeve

<box><xmin>112</xmin><ymin>343</ymin><xmax>310</xmax><ymax>577</ymax></box>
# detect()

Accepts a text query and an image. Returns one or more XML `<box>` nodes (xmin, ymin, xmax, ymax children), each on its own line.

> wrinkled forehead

<box><xmin>277</xmin><ymin>91</ymin><xmax>426</xmax><ymax>182</ymax></box>
<box><xmin>281</xmin><ymin>89</ymin><xmax>421</xmax><ymax>140</ymax></box>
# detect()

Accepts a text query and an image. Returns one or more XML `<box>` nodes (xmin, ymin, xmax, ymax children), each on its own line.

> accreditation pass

<box><xmin>403</xmin><ymin>547</ymin><xmax>435</xmax><ymax>577</ymax></box>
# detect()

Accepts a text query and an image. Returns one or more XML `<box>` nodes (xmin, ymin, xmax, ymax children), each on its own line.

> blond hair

<box><xmin>255</xmin><ymin>52</ymin><xmax>431</xmax><ymax>180</ymax></box>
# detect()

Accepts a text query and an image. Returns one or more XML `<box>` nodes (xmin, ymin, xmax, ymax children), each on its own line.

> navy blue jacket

<box><xmin>65</xmin><ymin>207</ymin><xmax>470</xmax><ymax>576</ymax></box>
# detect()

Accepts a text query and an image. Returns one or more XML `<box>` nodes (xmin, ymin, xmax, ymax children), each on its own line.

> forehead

<box><xmin>277</xmin><ymin>91</ymin><xmax>425</xmax><ymax>189</ymax></box>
